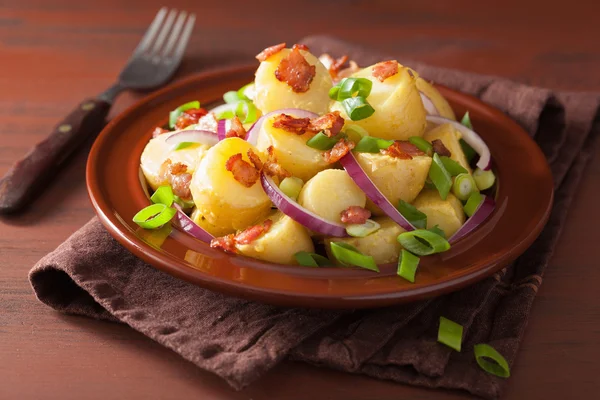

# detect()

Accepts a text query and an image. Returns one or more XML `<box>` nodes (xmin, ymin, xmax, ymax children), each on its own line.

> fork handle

<box><xmin>0</xmin><ymin>98</ymin><xmax>111</xmax><ymax>213</ymax></box>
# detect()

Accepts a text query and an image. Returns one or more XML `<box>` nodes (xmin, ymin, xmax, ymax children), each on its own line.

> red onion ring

<box><xmin>217</xmin><ymin>119</ymin><xmax>227</xmax><ymax>141</ymax></box>
<box><xmin>172</xmin><ymin>205</ymin><xmax>214</xmax><ymax>243</ymax></box>
<box><xmin>426</xmin><ymin>115</ymin><xmax>492</xmax><ymax>170</ymax></box>
<box><xmin>419</xmin><ymin>91</ymin><xmax>439</xmax><ymax>116</ymax></box>
<box><xmin>339</xmin><ymin>152</ymin><xmax>415</xmax><ymax>231</ymax></box>
<box><xmin>165</xmin><ymin>130</ymin><xmax>219</xmax><ymax>148</ymax></box>
<box><xmin>245</xmin><ymin>108</ymin><xmax>319</xmax><ymax>146</ymax></box>
<box><xmin>260</xmin><ymin>174</ymin><xmax>347</xmax><ymax>237</ymax></box>
<box><xmin>449</xmin><ymin>195</ymin><xmax>495</xmax><ymax>243</ymax></box>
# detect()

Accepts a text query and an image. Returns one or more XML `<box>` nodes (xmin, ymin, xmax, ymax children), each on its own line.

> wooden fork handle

<box><xmin>0</xmin><ymin>98</ymin><xmax>111</xmax><ymax>214</ymax></box>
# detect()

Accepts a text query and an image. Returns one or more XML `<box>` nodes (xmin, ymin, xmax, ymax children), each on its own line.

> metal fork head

<box><xmin>118</xmin><ymin>8</ymin><xmax>196</xmax><ymax>90</ymax></box>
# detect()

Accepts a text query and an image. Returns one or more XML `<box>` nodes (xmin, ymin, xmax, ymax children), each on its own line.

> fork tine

<box><xmin>171</xmin><ymin>13</ymin><xmax>196</xmax><ymax>62</ymax></box>
<box><xmin>133</xmin><ymin>7</ymin><xmax>168</xmax><ymax>55</ymax></box>
<box><xmin>162</xmin><ymin>10</ymin><xmax>187</xmax><ymax>57</ymax></box>
<box><xmin>150</xmin><ymin>8</ymin><xmax>178</xmax><ymax>55</ymax></box>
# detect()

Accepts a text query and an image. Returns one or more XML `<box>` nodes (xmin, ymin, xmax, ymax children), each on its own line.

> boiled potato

<box><xmin>330</xmin><ymin>62</ymin><xmax>426</xmax><ymax>140</ymax></box>
<box><xmin>355</xmin><ymin>152</ymin><xmax>432</xmax><ymax>214</ymax></box>
<box><xmin>190</xmin><ymin>138</ymin><xmax>271</xmax><ymax>232</ymax></box>
<box><xmin>415</xmin><ymin>78</ymin><xmax>456</xmax><ymax>120</ymax></box>
<box><xmin>324</xmin><ymin>217</ymin><xmax>405</xmax><ymax>264</ymax></box>
<box><xmin>236</xmin><ymin>211</ymin><xmax>315</xmax><ymax>265</ymax></box>
<box><xmin>254</xmin><ymin>47</ymin><xmax>333</xmax><ymax>115</ymax></box>
<box><xmin>140</xmin><ymin>131</ymin><xmax>210</xmax><ymax>191</ymax></box>
<box><xmin>412</xmin><ymin>189</ymin><xmax>465</xmax><ymax>238</ymax></box>
<box><xmin>256</xmin><ymin>113</ymin><xmax>331</xmax><ymax>181</ymax></box>
<box><xmin>297</xmin><ymin>169</ymin><xmax>366</xmax><ymax>223</ymax></box>
<box><xmin>423</xmin><ymin>123</ymin><xmax>471</xmax><ymax>173</ymax></box>
<box><xmin>190</xmin><ymin>208</ymin><xmax>236</xmax><ymax>237</ymax></box>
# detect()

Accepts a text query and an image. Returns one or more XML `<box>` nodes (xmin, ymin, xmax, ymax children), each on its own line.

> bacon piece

<box><xmin>159</xmin><ymin>160</ymin><xmax>193</xmax><ymax>199</ymax></box>
<box><xmin>323</xmin><ymin>138</ymin><xmax>355</xmax><ymax>164</ymax></box>
<box><xmin>272</xmin><ymin>113</ymin><xmax>311</xmax><ymax>134</ymax></box>
<box><xmin>380</xmin><ymin>141</ymin><xmax>425</xmax><ymax>159</ymax></box>
<box><xmin>152</xmin><ymin>127</ymin><xmax>169</xmax><ymax>138</ymax></box>
<box><xmin>337</xmin><ymin>60</ymin><xmax>361</xmax><ymax>82</ymax></box>
<box><xmin>293</xmin><ymin>43</ymin><xmax>310</xmax><ymax>51</ymax></box>
<box><xmin>372</xmin><ymin>60</ymin><xmax>399</xmax><ymax>82</ymax></box>
<box><xmin>308</xmin><ymin>111</ymin><xmax>345</xmax><ymax>137</ymax></box>
<box><xmin>210</xmin><ymin>234</ymin><xmax>237</xmax><ymax>253</ymax></box>
<box><xmin>247</xmin><ymin>149</ymin><xmax>263</xmax><ymax>171</ymax></box>
<box><xmin>256</xmin><ymin>42</ymin><xmax>286</xmax><ymax>62</ymax></box>
<box><xmin>274</xmin><ymin>45</ymin><xmax>316</xmax><ymax>93</ymax></box>
<box><xmin>234</xmin><ymin>219</ymin><xmax>274</xmax><ymax>245</ymax></box>
<box><xmin>263</xmin><ymin>146</ymin><xmax>291</xmax><ymax>179</ymax></box>
<box><xmin>225</xmin><ymin>116</ymin><xmax>247</xmax><ymax>139</ymax></box>
<box><xmin>174</xmin><ymin>108</ymin><xmax>209</xmax><ymax>130</ymax></box>
<box><xmin>340</xmin><ymin>206</ymin><xmax>371</xmax><ymax>224</ymax></box>
<box><xmin>431</xmin><ymin>139</ymin><xmax>451</xmax><ymax>157</ymax></box>
<box><xmin>225</xmin><ymin>153</ymin><xmax>260</xmax><ymax>187</ymax></box>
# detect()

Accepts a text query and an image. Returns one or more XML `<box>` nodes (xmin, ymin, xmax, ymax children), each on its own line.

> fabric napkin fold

<box><xmin>29</xmin><ymin>35</ymin><xmax>600</xmax><ymax>399</ymax></box>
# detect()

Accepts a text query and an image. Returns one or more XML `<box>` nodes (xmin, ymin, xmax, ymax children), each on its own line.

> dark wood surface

<box><xmin>1</xmin><ymin>0</ymin><xmax>598</xmax><ymax>398</ymax></box>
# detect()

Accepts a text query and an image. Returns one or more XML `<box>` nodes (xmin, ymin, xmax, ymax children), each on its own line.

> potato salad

<box><xmin>134</xmin><ymin>43</ymin><xmax>497</xmax><ymax>281</ymax></box>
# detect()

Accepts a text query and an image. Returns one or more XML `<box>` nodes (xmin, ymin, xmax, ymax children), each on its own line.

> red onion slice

<box><xmin>172</xmin><ymin>205</ymin><xmax>214</xmax><ymax>243</ymax></box>
<box><xmin>449</xmin><ymin>195</ymin><xmax>495</xmax><ymax>243</ymax></box>
<box><xmin>339</xmin><ymin>152</ymin><xmax>415</xmax><ymax>231</ymax></box>
<box><xmin>245</xmin><ymin>108</ymin><xmax>319</xmax><ymax>146</ymax></box>
<box><xmin>426</xmin><ymin>115</ymin><xmax>491</xmax><ymax>170</ymax></box>
<box><xmin>165</xmin><ymin>130</ymin><xmax>219</xmax><ymax>148</ymax></box>
<box><xmin>217</xmin><ymin>119</ymin><xmax>227</xmax><ymax>141</ymax></box>
<box><xmin>419</xmin><ymin>91</ymin><xmax>439</xmax><ymax>116</ymax></box>
<box><xmin>260</xmin><ymin>174</ymin><xmax>347</xmax><ymax>237</ymax></box>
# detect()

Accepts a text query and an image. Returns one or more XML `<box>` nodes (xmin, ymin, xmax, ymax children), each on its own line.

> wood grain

<box><xmin>0</xmin><ymin>0</ymin><xmax>598</xmax><ymax>398</ymax></box>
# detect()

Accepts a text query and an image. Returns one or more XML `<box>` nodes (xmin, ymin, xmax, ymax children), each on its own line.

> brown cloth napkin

<box><xmin>29</xmin><ymin>36</ymin><xmax>600</xmax><ymax>399</ymax></box>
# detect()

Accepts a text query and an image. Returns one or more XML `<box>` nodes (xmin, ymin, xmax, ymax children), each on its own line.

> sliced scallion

<box><xmin>452</xmin><ymin>173</ymin><xmax>478</xmax><ymax>201</ymax></box>
<box><xmin>235</xmin><ymin>100</ymin><xmax>258</xmax><ymax>124</ymax></box>
<box><xmin>440</xmin><ymin>156</ymin><xmax>468</xmax><ymax>176</ymax></box>
<box><xmin>460</xmin><ymin>139</ymin><xmax>477</xmax><ymax>164</ymax></box>
<box><xmin>329</xmin><ymin>85</ymin><xmax>341</xmax><ymax>100</ymax></box>
<box><xmin>397</xmin><ymin>200</ymin><xmax>427</xmax><ymax>229</ymax></box>
<box><xmin>353</xmin><ymin>136</ymin><xmax>394</xmax><ymax>153</ymax></box>
<box><xmin>346</xmin><ymin>219</ymin><xmax>381</xmax><ymax>237</ymax></box>
<box><xmin>397</xmin><ymin>229</ymin><xmax>450</xmax><ymax>256</ymax></box>
<box><xmin>474</xmin><ymin>344</ymin><xmax>511</xmax><ymax>378</ymax></box>
<box><xmin>338</xmin><ymin>78</ymin><xmax>373</xmax><ymax>100</ymax></box>
<box><xmin>169</xmin><ymin>100</ymin><xmax>200</xmax><ymax>129</ymax></box>
<box><xmin>428</xmin><ymin>225</ymin><xmax>446</xmax><ymax>239</ymax></box>
<box><xmin>150</xmin><ymin>185</ymin><xmax>174</xmax><ymax>207</ymax></box>
<box><xmin>464</xmin><ymin>192</ymin><xmax>484</xmax><ymax>217</ymax></box>
<box><xmin>306</xmin><ymin>132</ymin><xmax>345</xmax><ymax>150</ymax></box>
<box><xmin>342</xmin><ymin>97</ymin><xmax>375</xmax><ymax>121</ymax></box>
<box><xmin>409</xmin><ymin>136</ymin><xmax>433</xmax><ymax>155</ymax></box>
<box><xmin>237</xmin><ymin>83</ymin><xmax>254</xmax><ymax>100</ymax></box>
<box><xmin>344</xmin><ymin>124</ymin><xmax>369</xmax><ymax>143</ymax></box>
<box><xmin>133</xmin><ymin>203</ymin><xmax>177</xmax><ymax>229</ymax></box>
<box><xmin>429</xmin><ymin>153</ymin><xmax>453</xmax><ymax>200</ymax></box>
<box><xmin>173</xmin><ymin>195</ymin><xmax>195</xmax><ymax>210</ymax></box>
<box><xmin>279</xmin><ymin>177</ymin><xmax>304</xmax><ymax>201</ymax></box>
<box><xmin>173</xmin><ymin>142</ymin><xmax>196</xmax><ymax>151</ymax></box>
<box><xmin>294</xmin><ymin>251</ymin><xmax>331</xmax><ymax>267</ymax></box>
<box><xmin>330</xmin><ymin>242</ymin><xmax>379</xmax><ymax>272</ymax></box>
<box><xmin>223</xmin><ymin>90</ymin><xmax>241</xmax><ymax>104</ymax></box>
<box><xmin>438</xmin><ymin>316</ymin><xmax>463</xmax><ymax>352</ymax></box>
<box><xmin>461</xmin><ymin>111</ymin><xmax>473</xmax><ymax>130</ymax></box>
<box><xmin>397</xmin><ymin>249</ymin><xmax>420</xmax><ymax>283</ymax></box>
<box><xmin>473</xmin><ymin>168</ymin><xmax>496</xmax><ymax>190</ymax></box>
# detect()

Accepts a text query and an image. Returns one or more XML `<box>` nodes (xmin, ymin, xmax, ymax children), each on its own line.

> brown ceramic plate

<box><xmin>86</xmin><ymin>64</ymin><xmax>553</xmax><ymax>309</ymax></box>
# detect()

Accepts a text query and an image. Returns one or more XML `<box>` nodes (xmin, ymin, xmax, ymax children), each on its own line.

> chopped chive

<box><xmin>133</xmin><ymin>203</ymin><xmax>177</xmax><ymax>229</ymax></box>
<box><xmin>460</xmin><ymin>139</ymin><xmax>477</xmax><ymax>164</ymax></box>
<box><xmin>440</xmin><ymin>156</ymin><xmax>468</xmax><ymax>176</ymax></box>
<box><xmin>235</xmin><ymin>100</ymin><xmax>258</xmax><ymax>124</ymax></box>
<box><xmin>464</xmin><ymin>192</ymin><xmax>484</xmax><ymax>217</ymax></box>
<box><xmin>473</xmin><ymin>168</ymin><xmax>496</xmax><ymax>190</ymax></box>
<box><xmin>397</xmin><ymin>200</ymin><xmax>427</xmax><ymax>229</ymax></box>
<box><xmin>330</xmin><ymin>242</ymin><xmax>379</xmax><ymax>272</ymax></box>
<box><xmin>342</xmin><ymin>97</ymin><xmax>375</xmax><ymax>121</ymax></box>
<box><xmin>474</xmin><ymin>344</ymin><xmax>511</xmax><ymax>378</ymax></box>
<box><xmin>461</xmin><ymin>111</ymin><xmax>473</xmax><ymax>130</ymax></box>
<box><xmin>172</xmin><ymin>142</ymin><xmax>196</xmax><ymax>151</ymax></box>
<box><xmin>429</xmin><ymin>153</ymin><xmax>453</xmax><ymax>200</ymax></box>
<box><xmin>338</xmin><ymin>78</ymin><xmax>373</xmax><ymax>100</ymax></box>
<box><xmin>150</xmin><ymin>185</ymin><xmax>174</xmax><ymax>207</ymax></box>
<box><xmin>452</xmin><ymin>173</ymin><xmax>478</xmax><ymax>201</ymax></box>
<box><xmin>409</xmin><ymin>136</ymin><xmax>433</xmax><ymax>155</ymax></box>
<box><xmin>427</xmin><ymin>225</ymin><xmax>446</xmax><ymax>238</ymax></box>
<box><xmin>279</xmin><ymin>177</ymin><xmax>304</xmax><ymax>201</ymax></box>
<box><xmin>346</xmin><ymin>219</ymin><xmax>381</xmax><ymax>238</ymax></box>
<box><xmin>306</xmin><ymin>132</ymin><xmax>345</xmax><ymax>150</ymax></box>
<box><xmin>397</xmin><ymin>229</ymin><xmax>450</xmax><ymax>256</ymax></box>
<box><xmin>397</xmin><ymin>250</ymin><xmax>420</xmax><ymax>283</ymax></box>
<box><xmin>169</xmin><ymin>100</ymin><xmax>200</xmax><ymax>129</ymax></box>
<box><xmin>438</xmin><ymin>317</ymin><xmax>463</xmax><ymax>352</ymax></box>
<box><xmin>295</xmin><ymin>251</ymin><xmax>330</xmax><ymax>267</ymax></box>
<box><xmin>353</xmin><ymin>136</ymin><xmax>394</xmax><ymax>153</ymax></box>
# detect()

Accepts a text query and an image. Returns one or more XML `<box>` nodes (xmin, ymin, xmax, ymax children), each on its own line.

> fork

<box><xmin>0</xmin><ymin>8</ymin><xmax>196</xmax><ymax>214</ymax></box>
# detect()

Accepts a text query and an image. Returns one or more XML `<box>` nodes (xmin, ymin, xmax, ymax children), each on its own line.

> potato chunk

<box><xmin>236</xmin><ymin>212</ymin><xmax>315</xmax><ymax>265</ymax></box>
<box><xmin>330</xmin><ymin>62</ymin><xmax>426</xmax><ymax>140</ymax></box>
<box><xmin>254</xmin><ymin>48</ymin><xmax>333</xmax><ymax>115</ymax></box>
<box><xmin>297</xmin><ymin>169</ymin><xmax>366</xmax><ymax>224</ymax></box>
<box><xmin>324</xmin><ymin>217</ymin><xmax>405</xmax><ymax>264</ymax></box>
<box><xmin>412</xmin><ymin>189</ymin><xmax>466</xmax><ymax>238</ymax></box>
<box><xmin>256</xmin><ymin>113</ymin><xmax>330</xmax><ymax>181</ymax></box>
<box><xmin>423</xmin><ymin>123</ymin><xmax>471</xmax><ymax>173</ymax></box>
<box><xmin>190</xmin><ymin>208</ymin><xmax>236</xmax><ymax>237</ymax></box>
<box><xmin>189</xmin><ymin>138</ymin><xmax>271</xmax><ymax>232</ymax></box>
<box><xmin>415</xmin><ymin>78</ymin><xmax>456</xmax><ymax>120</ymax></box>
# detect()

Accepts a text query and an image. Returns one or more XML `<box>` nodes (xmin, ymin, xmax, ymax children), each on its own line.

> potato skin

<box><xmin>297</xmin><ymin>169</ymin><xmax>366</xmax><ymax>223</ymax></box>
<box><xmin>412</xmin><ymin>189</ymin><xmax>466</xmax><ymax>238</ymax></box>
<box><xmin>256</xmin><ymin>113</ymin><xmax>331</xmax><ymax>181</ymax></box>
<box><xmin>189</xmin><ymin>138</ymin><xmax>272</xmax><ymax>232</ymax></box>
<box><xmin>236</xmin><ymin>212</ymin><xmax>315</xmax><ymax>265</ymax></box>
<box><xmin>254</xmin><ymin>48</ymin><xmax>333</xmax><ymax>115</ymax></box>
<box><xmin>423</xmin><ymin>123</ymin><xmax>471</xmax><ymax>173</ymax></box>
<box><xmin>330</xmin><ymin>62</ymin><xmax>426</xmax><ymax>140</ymax></box>
<box><xmin>415</xmin><ymin>78</ymin><xmax>456</xmax><ymax>120</ymax></box>
<box><xmin>324</xmin><ymin>217</ymin><xmax>405</xmax><ymax>264</ymax></box>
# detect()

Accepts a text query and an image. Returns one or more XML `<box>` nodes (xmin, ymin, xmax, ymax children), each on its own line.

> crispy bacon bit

<box><xmin>263</xmin><ymin>146</ymin><xmax>291</xmax><ymax>179</ymax></box>
<box><xmin>225</xmin><ymin>153</ymin><xmax>260</xmax><ymax>187</ymax></box>
<box><xmin>247</xmin><ymin>149</ymin><xmax>263</xmax><ymax>170</ymax></box>
<box><xmin>226</xmin><ymin>116</ymin><xmax>247</xmax><ymax>139</ymax></box>
<box><xmin>234</xmin><ymin>219</ymin><xmax>274</xmax><ymax>245</ymax></box>
<box><xmin>274</xmin><ymin>45</ymin><xmax>316</xmax><ymax>93</ymax></box>
<box><xmin>309</xmin><ymin>111</ymin><xmax>345</xmax><ymax>137</ymax></box>
<box><xmin>323</xmin><ymin>138</ymin><xmax>355</xmax><ymax>164</ymax></box>
<box><xmin>152</xmin><ymin>127</ymin><xmax>169</xmax><ymax>138</ymax></box>
<box><xmin>174</xmin><ymin>108</ymin><xmax>209</xmax><ymax>130</ymax></box>
<box><xmin>432</xmin><ymin>139</ymin><xmax>451</xmax><ymax>157</ymax></box>
<box><xmin>380</xmin><ymin>141</ymin><xmax>425</xmax><ymax>159</ymax></box>
<box><xmin>337</xmin><ymin>60</ymin><xmax>361</xmax><ymax>82</ymax></box>
<box><xmin>256</xmin><ymin>42</ymin><xmax>286</xmax><ymax>62</ymax></box>
<box><xmin>159</xmin><ymin>160</ymin><xmax>193</xmax><ymax>199</ymax></box>
<box><xmin>272</xmin><ymin>113</ymin><xmax>311</xmax><ymax>134</ymax></box>
<box><xmin>293</xmin><ymin>43</ymin><xmax>310</xmax><ymax>51</ymax></box>
<box><xmin>340</xmin><ymin>206</ymin><xmax>371</xmax><ymax>224</ymax></box>
<box><xmin>372</xmin><ymin>60</ymin><xmax>399</xmax><ymax>82</ymax></box>
<box><xmin>210</xmin><ymin>234</ymin><xmax>237</xmax><ymax>253</ymax></box>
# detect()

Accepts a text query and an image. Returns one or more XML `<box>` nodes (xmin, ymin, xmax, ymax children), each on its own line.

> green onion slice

<box><xmin>474</xmin><ymin>344</ymin><xmax>511</xmax><ymax>378</ymax></box>
<box><xmin>173</xmin><ymin>142</ymin><xmax>196</xmax><ymax>151</ymax></box>
<box><xmin>133</xmin><ymin>203</ymin><xmax>177</xmax><ymax>229</ymax></box>
<box><xmin>427</xmin><ymin>225</ymin><xmax>446</xmax><ymax>239</ymax></box>
<box><xmin>150</xmin><ymin>185</ymin><xmax>174</xmax><ymax>207</ymax></box>
<box><xmin>397</xmin><ymin>229</ymin><xmax>450</xmax><ymax>256</ymax></box>
<box><xmin>353</xmin><ymin>136</ymin><xmax>394</xmax><ymax>153</ymax></box>
<box><xmin>235</xmin><ymin>100</ymin><xmax>258</xmax><ymax>124</ymax></box>
<box><xmin>237</xmin><ymin>83</ymin><xmax>254</xmax><ymax>100</ymax></box>
<box><xmin>440</xmin><ymin>156</ymin><xmax>468</xmax><ymax>176</ymax></box>
<box><xmin>473</xmin><ymin>168</ymin><xmax>496</xmax><ymax>190</ymax></box>
<box><xmin>342</xmin><ymin>97</ymin><xmax>375</xmax><ymax>121</ymax></box>
<box><xmin>344</xmin><ymin>124</ymin><xmax>369</xmax><ymax>143</ymax></box>
<box><xmin>464</xmin><ymin>192</ymin><xmax>484</xmax><ymax>217</ymax></box>
<box><xmin>397</xmin><ymin>200</ymin><xmax>427</xmax><ymax>229</ymax></box>
<box><xmin>338</xmin><ymin>78</ymin><xmax>373</xmax><ymax>100</ymax></box>
<box><xmin>461</xmin><ymin>111</ymin><xmax>473</xmax><ymax>130</ymax></box>
<box><xmin>452</xmin><ymin>173</ymin><xmax>478</xmax><ymax>201</ymax></box>
<box><xmin>169</xmin><ymin>100</ymin><xmax>200</xmax><ymax>129</ymax></box>
<box><xmin>460</xmin><ymin>138</ymin><xmax>477</xmax><ymax>164</ymax></box>
<box><xmin>279</xmin><ymin>177</ymin><xmax>304</xmax><ymax>201</ymax></box>
<box><xmin>330</xmin><ymin>242</ymin><xmax>379</xmax><ymax>272</ymax></box>
<box><xmin>437</xmin><ymin>316</ymin><xmax>463</xmax><ymax>352</ymax></box>
<box><xmin>409</xmin><ymin>136</ymin><xmax>433</xmax><ymax>155</ymax></box>
<box><xmin>429</xmin><ymin>153</ymin><xmax>453</xmax><ymax>200</ymax></box>
<box><xmin>397</xmin><ymin>249</ymin><xmax>420</xmax><ymax>283</ymax></box>
<box><xmin>346</xmin><ymin>219</ymin><xmax>381</xmax><ymax>237</ymax></box>
<box><xmin>173</xmin><ymin>195</ymin><xmax>195</xmax><ymax>210</ymax></box>
<box><xmin>223</xmin><ymin>90</ymin><xmax>241</xmax><ymax>104</ymax></box>
<box><xmin>294</xmin><ymin>251</ymin><xmax>331</xmax><ymax>267</ymax></box>
<box><xmin>329</xmin><ymin>85</ymin><xmax>341</xmax><ymax>100</ymax></box>
<box><xmin>306</xmin><ymin>132</ymin><xmax>345</xmax><ymax>150</ymax></box>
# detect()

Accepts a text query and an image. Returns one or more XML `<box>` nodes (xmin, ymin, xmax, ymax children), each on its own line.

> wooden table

<box><xmin>1</xmin><ymin>1</ymin><xmax>598</xmax><ymax>398</ymax></box>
